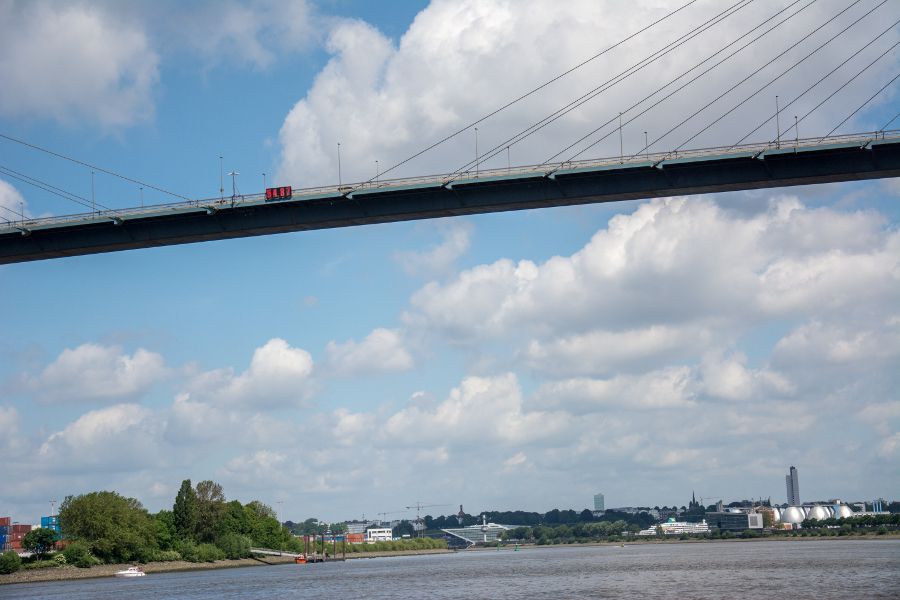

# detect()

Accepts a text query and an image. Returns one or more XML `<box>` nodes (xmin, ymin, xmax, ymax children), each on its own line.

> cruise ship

<box><xmin>637</xmin><ymin>517</ymin><xmax>710</xmax><ymax>536</ymax></box>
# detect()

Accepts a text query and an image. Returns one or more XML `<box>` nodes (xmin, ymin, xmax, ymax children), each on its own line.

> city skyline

<box><xmin>1</xmin><ymin>0</ymin><xmax>899</xmax><ymax>522</ymax></box>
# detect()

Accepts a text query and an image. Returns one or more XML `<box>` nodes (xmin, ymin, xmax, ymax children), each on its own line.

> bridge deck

<box><xmin>2</xmin><ymin>132</ymin><xmax>898</xmax><ymax>264</ymax></box>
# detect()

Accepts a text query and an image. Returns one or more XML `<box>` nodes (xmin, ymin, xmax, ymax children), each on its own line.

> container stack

<box><xmin>8</xmin><ymin>523</ymin><xmax>32</xmax><ymax>550</ymax></box>
<box><xmin>40</xmin><ymin>516</ymin><xmax>62</xmax><ymax>541</ymax></box>
<box><xmin>0</xmin><ymin>516</ymin><xmax>9</xmax><ymax>551</ymax></box>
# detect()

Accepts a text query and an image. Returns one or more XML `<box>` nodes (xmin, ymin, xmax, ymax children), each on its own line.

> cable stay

<box><xmin>540</xmin><ymin>0</ymin><xmax>817</xmax><ymax>166</ymax></box>
<box><xmin>669</xmin><ymin>0</ymin><xmax>888</xmax><ymax>153</ymax></box>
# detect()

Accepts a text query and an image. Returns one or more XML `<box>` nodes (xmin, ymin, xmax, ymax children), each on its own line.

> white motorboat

<box><xmin>114</xmin><ymin>566</ymin><xmax>146</xmax><ymax>577</ymax></box>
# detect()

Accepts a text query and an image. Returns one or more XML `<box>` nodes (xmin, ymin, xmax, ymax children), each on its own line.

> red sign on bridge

<box><xmin>265</xmin><ymin>186</ymin><xmax>292</xmax><ymax>201</ymax></box>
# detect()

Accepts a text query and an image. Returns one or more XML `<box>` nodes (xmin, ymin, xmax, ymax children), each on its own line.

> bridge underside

<box><xmin>2</xmin><ymin>139</ymin><xmax>899</xmax><ymax>264</ymax></box>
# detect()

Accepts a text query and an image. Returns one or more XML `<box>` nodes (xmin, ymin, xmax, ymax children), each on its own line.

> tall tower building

<box><xmin>593</xmin><ymin>493</ymin><xmax>605</xmax><ymax>512</ymax></box>
<box><xmin>785</xmin><ymin>466</ymin><xmax>800</xmax><ymax>505</ymax></box>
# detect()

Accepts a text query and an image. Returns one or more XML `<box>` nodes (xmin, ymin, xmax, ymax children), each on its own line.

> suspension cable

<box><xmin>543</xmin><ymin>0</ymin><xmax>815</xmax><ymax>165</ymax></box>
<box><xmin>0</xmin><ymin>132</ymin><xmax>191</xmax><ymax>201</ymax></box>
<box><xmin>671</xmin><ymin>0</ymin><xmax>886</xmax><ymax>152</ymax></box>
<box><xmin>0</xmin><ymin>164</ymin><xmax>110</xmax><ymax>212</ymax></box>
<box><xmin>823</xmin><ymin>71</ymin><xmax>900</xmax><ymax>138</ymax></box>
<box><xmin>733</xmin><ymin>20</ymin><xmax>899</xmax><ymax>146</ymax></box>
<box><xmin>351</xmin><ymin>0</ymin><xmax>701</xmax><ymax>186</ymax></box>
<box><xmin>450</xmin><ymin>0</ymin><xmax>756</xmax><ymax>176</ymax></box>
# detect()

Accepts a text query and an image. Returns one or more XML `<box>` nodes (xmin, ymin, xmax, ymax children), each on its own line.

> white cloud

<box><xmin>699</xmin><ymin>351</ymin><xmax>794</xmax><ymax>402</ymax></box>
<box><xmin>0</xmin><ymin>2</ymin><xmax>159</xmax><ymax>127</ymax></box>
<box><xmin>382</xmin><ymin>373</ymin><xmax>570</xmax><ymax>448</ymax></box>
<box><xmin>0</xmin><ymin>179</ymin><xmax>28</xmax><ymax>222</ymax></box>
<box><xmin>277</xmin><ymin>0</ymin><xmax>898</xmax><ymax>186</ymax></box>
<box><xmin>533</xmin><ymin>367</ymin><xmax>696</xmax><ymax>413</ymax></box>
<box><xmin>522</xmin><ymin>325</ymin><xmax>714</xmax><ymax>377</ymax></box>
<box><xmin>23</xmin><ymin>343</ymin><xmax>167</xmax><ymax>404</ymax></box>
<box><xmin>395</xmin><ymin>221</ymin><xmax>473</xmax><ymax>277</ymax></box>
<box><xmin>404</xmin><ymin>198</ymin><xmax>900</xmax><ymax>343</ymax></box>
<box><xmin>184</xmin><ymin>338</ymin><xmax>315</xmax><ymax>408</ymax></box>
<box><xmin>38</xmin><ymin>404</ymin><xmax>162</xmax><ymax>470</ymax></box>
<box><xmin>325</xmin><ymin>328</ymin><xmax>413</xmax><ymax>376</ymax></box>
<box><xmin>156</xmin><ymin>0</ymin><xmax>316</xmax><ymax>70</ymax></box>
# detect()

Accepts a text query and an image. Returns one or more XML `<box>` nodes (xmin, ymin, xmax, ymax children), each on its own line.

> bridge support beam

<box><xmin>1</xmin><ymin>140</ymin><xmax>899</xmax><ymax>264</ymax></box>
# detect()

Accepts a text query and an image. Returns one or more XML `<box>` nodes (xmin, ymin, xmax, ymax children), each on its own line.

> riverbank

<box><xmin>0</xmin><ymin>548</ymin><xmax>453</xmax><ymax>586</ymax></box>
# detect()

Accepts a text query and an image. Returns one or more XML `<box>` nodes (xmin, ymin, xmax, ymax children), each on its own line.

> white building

<box><xmin>365</xmin><ymin>528</ymin><xmax>393</xmax><ymax>543</ymax></box>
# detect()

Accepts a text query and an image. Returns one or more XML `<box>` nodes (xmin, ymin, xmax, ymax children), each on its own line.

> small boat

<box><xmin>295</xmin><ymin>554</ymin><xmax>307</xmax><ymax>564</ymax></box>
<box><xmin>115</xmin><ymin>566</ymin><xmax>145</xmax><ymax>577</ymax></box>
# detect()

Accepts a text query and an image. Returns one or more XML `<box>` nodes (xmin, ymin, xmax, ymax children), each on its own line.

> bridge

<box><xmin>1</xmin><ymin>131</ymin><xmax>898</xmax><ymax>264</ymax></box>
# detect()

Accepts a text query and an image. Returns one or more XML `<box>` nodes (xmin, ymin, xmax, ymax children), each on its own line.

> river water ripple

<box><xmin>3</xmin><ymin>539</ymin><xmax>898</xmax><ymax>599</ymax></box>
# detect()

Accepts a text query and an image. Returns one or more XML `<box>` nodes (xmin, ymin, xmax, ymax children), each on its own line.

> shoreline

<box><xmin>3</xmin><ymin>534</ymin><xmax>896</xmax><ymax>586</ymax></box>
<box><xmin>0</xmin><ymin>548</ymin><xmax>453</xmax><ymax>586</ymax></box>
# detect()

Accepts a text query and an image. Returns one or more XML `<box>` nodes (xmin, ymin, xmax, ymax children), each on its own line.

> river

<box><xmin>3</xmin><ymin>539</ymin><xmax>898</xmax><ymax>599</ymax></box>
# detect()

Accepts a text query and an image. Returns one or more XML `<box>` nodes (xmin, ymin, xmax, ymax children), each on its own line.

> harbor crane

<box><xmin>405</xmin><ymin>502</ymin><xmax>451</xmax><ymax>535</ymax></box>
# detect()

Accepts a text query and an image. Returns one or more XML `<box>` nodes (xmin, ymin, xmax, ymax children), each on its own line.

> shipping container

<box><xmin>0</xmin><ymin>525</ymin><xmax>7</xmax><ymax>535</ymax></box>
<box><xmin>0</xmin><ymin>517</ymin><xmax>10</xmax><ymax>527</ymax></box>
<box><xmin>40</xmin><ymin>516</ymin><xmax>59</xmax><ymax>527</ymax></box>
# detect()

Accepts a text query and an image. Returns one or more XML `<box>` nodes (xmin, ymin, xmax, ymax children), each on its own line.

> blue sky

<box><xmin>1</xmin><ymin>0</ymin><xmax>899</xmax><ymax>524</ymax></box>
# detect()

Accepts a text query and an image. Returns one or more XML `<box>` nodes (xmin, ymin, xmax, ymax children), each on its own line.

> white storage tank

<box><xmin>834</xmin><ymin>505</ymin><xmax>854</xmax><ymax>519</ymax></box>
<box><xmin>806</xmin><ymin>506</ymin><xmax>830</xmax><ymax>521</ymax></box>
<box><xmin>781</xmin><ymin>506</ymin><xmax>805</xmax><ymax>524</ymax></box>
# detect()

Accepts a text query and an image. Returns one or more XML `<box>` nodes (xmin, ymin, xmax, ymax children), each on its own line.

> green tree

<box><xmin>173</xmin><ymin>479</ymin><xmax>198</xmax><ymax>540</ymax></box>
<box><xmin>194</xmin><ymin>480</ymin><xmax>226</xmax><ymax>543</ymax></box>
<box><xmin>58</xmin><ymin>491</ymin><xmax>157</xmax><ymax>563</ymax></box>
<box><xmin>22</xmin><ymin>528</ymin><xmax>58</xmax><ymax>560</ymax></box>
<box><xmin>155</xmin><ymin>510</ymin><xmax>177</xmax><ymax>550</ymax></box>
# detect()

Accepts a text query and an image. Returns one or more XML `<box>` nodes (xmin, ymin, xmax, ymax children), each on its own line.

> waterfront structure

<box><xmin>441</xmin><ymin>516</ymin><xmax>509</xmax><ymax>547</ymax></box>
<box><xmin>785</xmin><ymin>466</ymin><xmax>800</xmax><ymax>505</ymax></box>
<box><xmin>593</xmin><ymin>493</ymin><xmax>605</xmax><ymax>512</ymax></box>
<box><xmin>637</xmin><ymin>518</ymin><xmax>710</xmax><ymax>536</ymax></box>
<box><xmin>365</xmin><ymin>528</ymin><xmax>393</xmax><ymax>543</ymax></box>
<box><xmin>610</xmin><ymin>507</ymin><xmax>660</xmax><ymax>518</ymax></box>
<box><xmin>344</xmin><ymin>520</ymin><xmax>378</xmax><ymax>534</ymax></box>
<box><xmin>705</xmin><ymin>512</ymin><xmax>764</xmax><ymax>531</ymax></box>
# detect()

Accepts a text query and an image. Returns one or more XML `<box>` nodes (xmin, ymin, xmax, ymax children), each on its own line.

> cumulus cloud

<box><xmin>325</xmin><ymin>328</ymin><xmax>413</xmax><ymax>376</ymax></box>
<box><xmin>23</xmin><ymin>343</ymin><xmax>167</xmax><ymax>404</ymax></box>
<box><xmin>184</xmin><ymin>338</ymin><xmax>314</xmax><ymax>408</ymax></box>
<box><xmin>38</xmin><ymin>404</ymin><xmax>163</xmax><ymax>470</ymax></box>
<box><xmin>383</xmin><ymin>373</ymin><xmax>570</xmax><ymax>448</ymax></box>
<box><xmin>404</xmin><ymin>197</ymin><xmax>900</xmax><ymax>343</ymax></box>
<box><xmin>277</xmin><ymin>0</ymin><xmax>898</xmax><ymax>186</ymax></box>
<box><xmin>147</xmin><ymin>0</ymin><xmax>316</xmax><ymax>70</ymax></box>
<box><xmin>394</xmin><ymin>221</ymin><xmax>473</xmax><ymax>277</ymax></box>
<box><xmin>0</xmin><ymin>2</ymin><xmax>159</xmax><ymax>127</ymax></box>
<box><xmin>522</xmin><ymin>325</ymin><xmax>714</xmax><ymax>377</ymax></box>
<box><xmin>0</xmin><ymin>179</ymin><xmax>28</xmax><ymax>222</ymax></box>
<box><xmin>533</xmin><ymin>367</ymin><xmax>697</xmax><ymax>413</ymax></box>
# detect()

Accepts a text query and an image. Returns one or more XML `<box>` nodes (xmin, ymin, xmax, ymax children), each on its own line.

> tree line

<box><xmin>47</xmin><ymin>479</ymin><xmax>297</xmax><ymax>569</ymax></box>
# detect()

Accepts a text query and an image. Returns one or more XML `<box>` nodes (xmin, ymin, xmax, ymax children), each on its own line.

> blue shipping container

<box><xmin>40</xmin><ymin>516</ymin><xmax>59</xmax><ymax>527</ymax></box>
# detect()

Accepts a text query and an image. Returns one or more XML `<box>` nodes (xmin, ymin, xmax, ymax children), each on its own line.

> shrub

<box><xmin>196</xmin><ymin>544</ymin><xmax>225</xmax><ymax>562</ymax></box>
<box><xmin>53</xmin><ymin>553</ymin><xmax>67</xmax><ymax>566</ymax></box>
<box><xmin>175</xmin><ymin>540</ymin><xmax>200</xmax><ymax>562</ymax></box>
<box><xmin>0</xmin><ymin>551</ymin><xmax>22</xmax><ymax>574</ymax></box>
<box><xmin>153</xmin><ymin>550</ymin><xmax>182</xmax><ymax>562</ymax></box>
<box><xmin>63</xmin><ymin>542</ymin><xmax>100</xmax><ymax>569</ymax></box>
<box><xmin>216</xmin><ymin>533</ymin><xmax>252</xmax><ymax>559</ymax></box>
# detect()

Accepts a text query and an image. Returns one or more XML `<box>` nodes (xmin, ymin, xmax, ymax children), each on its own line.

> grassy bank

<box><xmin>0</xmin><ymin>548</ymin><xmax>453</xmax><ymax>586</ymax></box>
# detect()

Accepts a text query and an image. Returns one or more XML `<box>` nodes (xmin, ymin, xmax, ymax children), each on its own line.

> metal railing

<box><xmin>2</xmin><ymin>130</ymin><xmax>897</xmax><ymax>234</ymax></box>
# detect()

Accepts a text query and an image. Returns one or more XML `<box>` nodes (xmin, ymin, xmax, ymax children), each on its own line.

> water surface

<box><xmin>4</xmin><ymin>539</ymin><xmax>898</xmax><ymax>599</ymax></box>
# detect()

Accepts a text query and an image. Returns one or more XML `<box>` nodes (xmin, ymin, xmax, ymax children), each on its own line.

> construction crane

<box><xmin>405</xmin><ymin>502</ymin><xmax>451</xmax><ymax>536</ymax></box>
<box><xmin>699</xmin><ymin>495</ymin><xmax>722</xmax><ymax>509</ymax></box>
<box><xmin>376</xmin><ymin>510</ymin><xmax>407</xmax><ymax>526</ymax></box>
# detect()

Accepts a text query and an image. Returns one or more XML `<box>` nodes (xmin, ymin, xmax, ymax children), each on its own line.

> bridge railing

<box><xmin>2</xmin><ymin>130</ymin><xmax>898</xmax><ymax>234</ymax></box>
